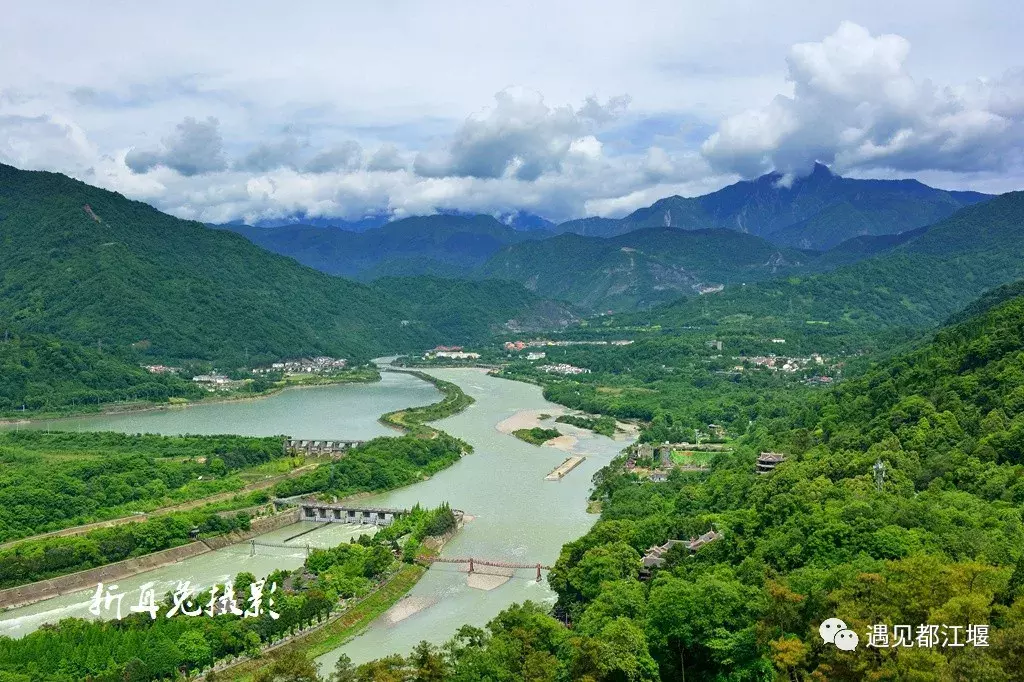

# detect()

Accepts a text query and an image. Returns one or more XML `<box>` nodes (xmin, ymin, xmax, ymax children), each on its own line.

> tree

<box><xmin>409</xmin><ymin>641</ymin><xmax>446</xmax><ymax>682</ymax></box>
<box><xmin>329</xmin><ymin>654</ymin><xmax>357</xmax><ymax>682</ymax></box>
<box><xmin>253</xmin><ymin>650</ymin><xmax>321</xmax><ymax>682</ymax></box>
<box><xmin>178</xmin><ymin>630</ymin><xmax>214</xmax><ymax>673</ymax></box>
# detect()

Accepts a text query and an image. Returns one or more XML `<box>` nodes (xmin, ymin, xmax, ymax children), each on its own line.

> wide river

<box><xmin>0</xmin><ymin>367</ymin><xmax>632</xmax><ymax>668</ymax></box>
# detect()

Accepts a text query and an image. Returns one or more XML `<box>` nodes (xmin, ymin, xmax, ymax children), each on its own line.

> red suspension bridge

<box><xmin>418</xmin><ymin>556</ymin><xmax>552</xmax><ymax>581</ymax></box>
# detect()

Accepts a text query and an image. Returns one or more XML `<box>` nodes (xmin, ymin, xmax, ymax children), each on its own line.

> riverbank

<box><xmin>212</xmin><ymin>563</ymin><xmax>426</xmax><ymax>682</ymax></box>
<box><xmin>0</xmin><ymin>370</ymin><xmax>470</xmax><ymax>603</ymax></box>
<box><xmin>212</xmin><ymin>511</ymin><xmax>467</xmax><ymax>681</ymax></box>
<box><xmin>0</xmin><ymin>509</ymin><xmax>300</xmax><ymax>609</ymax></box>
<box><xmin>316</xmin><ymin>367</ymin><xmax>635</xmax><ymax>669</ymax></box>
<box><xmin>0</xmin><ymin>368</ymin><xmax>381</xmax><ymax>426</ymax></box>
<box><xmin>0</xmin><ymin>458</ymin><xmax>322</xmax><ymax>552</ymax></box>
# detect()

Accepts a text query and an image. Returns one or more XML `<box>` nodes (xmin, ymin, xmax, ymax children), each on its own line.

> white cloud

<box><xmin>0</xmin><ymin>7</ymin><xmax>1022</xmax><ymax>226</ymax></box>
<box><xmin>413</xmin><ymin>88</ymin><xmax>628</xmax><ymax>181</ymax></box>
<box><xmin>304</xmin><ymin>141</ymin><xmax>363</xmax><ymax>173</ymax></box>
<box><xmin>702</xmin><ymin>21</ymin><xmax>1024</xmax><ymax>178</ymax></box>
<box><xmin>125</xmin><ymin>116</ymin><xmax>227</xmax><ymax>176</ymax></box>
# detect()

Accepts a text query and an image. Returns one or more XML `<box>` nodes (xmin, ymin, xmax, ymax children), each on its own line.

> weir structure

<box><xmin>282</xmin><ymin>438</ymin><xmax>365</xmax><ymax>456</ymax></box>
<box><xmin>274</xmin><ymin>498</ymin><xmax>410</xmax><ymax>527</ymax></box>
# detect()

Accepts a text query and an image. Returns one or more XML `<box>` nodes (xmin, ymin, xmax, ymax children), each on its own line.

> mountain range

<box><xmin>0</xmin><ymin>164</ymin><xmax>570</xmax><ymax>366</ymax></box>
<box><xmin>223</xmin><ymin>214</ymin><xmax>549</xmax><ymax>280</ymax></box>
<box><xmin>2</xmin><ymin>159</ymin><xmax>1019</xmax><ymax>370</ymax></box>
<box><xmin>556</xmin><ymin>163</ymin><xmax>988</xmax><ymax>249</ymax></box>
<box><xmin>217</xmin><ymin>164</ymin><xmax>990</xmax><ymax>310</ymax></box>
<box><xmin>479</xmin><ymin>228</ymin><xmax>809</xmax><ymax>311</ymax></box>
<box><xmin>624</xmin><ymin>190</ymin><xmax>1024</xmax><ymax>334</ymax></box>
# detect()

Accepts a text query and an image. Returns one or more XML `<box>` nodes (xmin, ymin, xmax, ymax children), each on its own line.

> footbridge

<box><xmin>418</xmin><ymin>555</ymin><xmax>553</xmax><ymax>581</ymax></box>
<box><xmin>248</xmin><ymin>540</ymin><xmax>313</xmax><ymax>556</ymax></box>
<box><xmin>283</xmin><ymin>438</ymin><xmax>365</xmax><ymax>456</ymax></box>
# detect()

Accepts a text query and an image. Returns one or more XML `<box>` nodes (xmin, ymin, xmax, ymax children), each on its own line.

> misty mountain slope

<box><xmin>478</xmin><ymin>228</ymin><xmax>809</xmax><ymax>312</ymax></box>
<box><xmin>624</xmin><ymin>190</ymin><xmax>1024</xmax><ymax>332</ymax></box>
<box><xmin>225</xmin><ymin>214</ymin><xmax>549</xmax><ymax>279</ymax></box>
<box><xmin>0</xmin><ymin>164</ymin><xmax>563</xmax><ymax>363</ymax></box>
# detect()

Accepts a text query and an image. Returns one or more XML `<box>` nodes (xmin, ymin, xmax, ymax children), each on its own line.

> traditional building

<box><xmin>756</xmin><ymin>451</ymin><xmax>787</xmax><ymax>474</ymax></box>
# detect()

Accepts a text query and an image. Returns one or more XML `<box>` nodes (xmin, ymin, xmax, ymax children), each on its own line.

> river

<box><xmin>0</xmin><ymin>367</ymin><xmax>632</xmax><ymax>668</ymax></box>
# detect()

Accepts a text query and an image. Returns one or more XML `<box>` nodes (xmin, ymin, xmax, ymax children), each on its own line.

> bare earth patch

<box><xmin>543</xmin><ymin>434</ymin><xmax>578</xmax><ymax>451</ymax></box>
<box><xmin>496</xmin><ymin>408</ymin><xmax>565</xmax><ymax>435</ymax></box>
<box><xmin>383</xmin><ymin>595</ymin><xmax>438</xmax><ymax>625</ymax></box>
<box><xmin>465</xmin><ymin>565</ymin><xmax>514</xmax><ymax>591</ymax></box>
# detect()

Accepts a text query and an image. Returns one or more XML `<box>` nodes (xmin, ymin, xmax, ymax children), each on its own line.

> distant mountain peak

<box><xmin>810</xmin><ymin>161</ymin><xmax>833</xmax><ymax>177</ymax></box>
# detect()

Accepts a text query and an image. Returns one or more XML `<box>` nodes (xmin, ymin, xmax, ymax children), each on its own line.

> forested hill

<box><xmin>0</xmin><ymin>333</ymin><xmax>203</xmax><ymax>413</ymax></box>
<box><xmin>537</xmin><ymin>286</ymin><xmax>1024</xmax><ymax>679</ymax></box>
<box><xmin>479</xmin><ymin>228</ymin><xmax>809</xmax><ymax>312</ymax></box>
<box><xmin>224</xmin><ymin>213</ymin><xmax>548</xmax><ymax>280</ymax></box>
<box><xmin>0</xmin><ymin>164</ymin><xmax>557</xmax><ymax>364</ymax></box>
<box><xmin>623</xmin><ymin>190</ymin><xmax>1024</xmax><ymax>334</ymax></box>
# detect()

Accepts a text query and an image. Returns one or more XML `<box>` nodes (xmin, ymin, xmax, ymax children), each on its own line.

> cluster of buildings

<box><xmin>191</xmin><ymin>373</ymin><xmax>238</xmax><ymax>391</ymax></box>
<box><xmin>143</xmin><ymin>365</ymin><xmax>180</xmax><ymax>374</ymax></box>
<box><xmin>424</xmin><ymin>346</ymin><xmax>481</xmax><ymax>360</ymax></box>
<box><xmin>503</xmin><ymin>339</ymin><xmax>633</xmax><ymax>351</ymax></box>
<box><xmin>252</xmin><ymin>356</ymin><xmax>348</xmax><ymax>375</ymax></box>
<box><xmin>733</xmin><ymin>353</ymin><xmax>825</xmax><ymax>373</ymax></box>
<box><xmin>538</xmin><ymin>363</ymin><xmax>591</xmax><ymax>375</ymax></box>
<box><xmin>640</xmin><ymin>528</ymin><xmax>724</xmax><ymax>575</ymax></box>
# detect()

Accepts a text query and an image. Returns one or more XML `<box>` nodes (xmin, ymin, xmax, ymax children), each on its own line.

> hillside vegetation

<box><xmin>224</xmin><ymin>214</ymin><xmax>547</xmax><ymax>279</ymax></box>
<box><xmin>480</xmin><ymin>228</ymin><xmax>808</xmax><ymax>312</ymax></box>
<box><xmin>0</xmin><ymin>164</ymin><xmax>556</xmax><ymax>365</ymax></box>
<box><xmin>614</xmin><ymin>191</ymin><xmax>1024</xmax><ymax>336</ymax></box>
<box><xmin>324</xmin><ymin>286</ymin><xmax>1024</xmax><ymax>680</ymax></box>
<box><xmin>0</xmin><ymin>332</ymin><xmax>203</xmax><ymax>413</ymax></box>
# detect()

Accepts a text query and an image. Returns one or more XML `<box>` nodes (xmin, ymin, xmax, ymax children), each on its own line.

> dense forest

<box><xmin>0</xmin><ymin>164</ymin><xmax>559</xmax><ymax>366</ymax></box>
<box><xmin>0</xmin><ymin>333</ymin><xmax>203</xmax><ymax>414</ymax></box>
<box><xmin>0</xmin><ymin>431</ymin><xmax>285</xmax><ymax>542</ymax></box>
<box><xmin>605</xmin><ymin>191</ymin><xmax>1024</xmax><ymax>338</ymax></box>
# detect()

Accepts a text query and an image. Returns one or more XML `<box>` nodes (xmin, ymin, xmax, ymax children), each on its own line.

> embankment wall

<box><xmin>0</xmin><ymin>509</ymin><xmax>300</xmax><ymax>610</ymax></box>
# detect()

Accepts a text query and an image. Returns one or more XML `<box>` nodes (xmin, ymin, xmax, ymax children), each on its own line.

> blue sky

<box><xmin>1</xmin><ymin>1</ymin><xmax>1021</xmax><ymax>223</ymax></box>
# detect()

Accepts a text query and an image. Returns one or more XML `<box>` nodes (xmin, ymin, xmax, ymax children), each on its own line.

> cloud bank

<box><xmin>1</xmin><ymin>11</ymin><xmax>1021</xmax><ymax>224</ymax></box>
<box><xmin>702</xmin><ymin>22</ymin><xmax>1024</xmax><ymax>178</ymax></box>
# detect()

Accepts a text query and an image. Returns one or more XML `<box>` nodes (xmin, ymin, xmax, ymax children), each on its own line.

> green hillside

<box><xmin>529</xmin><ymin>277</ymin><xmax>1024</xmax><ymax>680</ymax></box>
<box><xmin>369</xmin><ymin>277</ymin><xmax>577</xmax><ymax>341</ymax></box>
<box><xmin>0</xmin><ymin>332</ymin><xmax>202</xmax><ymax>413</ymax></box>
<box><xmin>479</xmin><ymin>228</ymin><xmax>809</xmax><ymax>312</ymax></box>
<box><xmin>0</xmin><ymin>164</ymin><xmax>553</xmax><ymax>365</ymax></box>
<box><xmin>224</xmin><ymin>214</ymin><xmax>547</xmax><ymax>280</ymax></box>
<box><xmin>618</xmin><ymin>191</ymin><xmax>1024</xmax><ymax>335</ymax></box>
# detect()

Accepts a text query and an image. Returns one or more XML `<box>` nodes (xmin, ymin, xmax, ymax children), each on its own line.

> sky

<box><xmin>1</xmin><ymin>1</ymin><xmax>1022</xmax><ymax>224</ymax></box>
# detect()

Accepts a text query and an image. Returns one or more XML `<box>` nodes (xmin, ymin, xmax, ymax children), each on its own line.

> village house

<box><xmin>649</xmin><ymin>469</ymin><xmax>670</xmax><ymax>483</ymax></box>
<box><xmin>143</xmin><ymin>365</ymin><xmax>180</xmax><ymax>374</ymax></box>
<box><xmin>192</xmin><ymin>373</ymin><xmax>230</xmax><ymax>385</ymax></box>
<box><xmin>526</xmin><ymin>351</ymin><xmax>547</xmax><ymax>360</ymax></box>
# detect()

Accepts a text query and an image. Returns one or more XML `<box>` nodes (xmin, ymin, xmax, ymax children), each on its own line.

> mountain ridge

<box><xmin>0</xmin><ymin>163</ymin><xmax>568</xmax><ymax>364</ymax></box>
